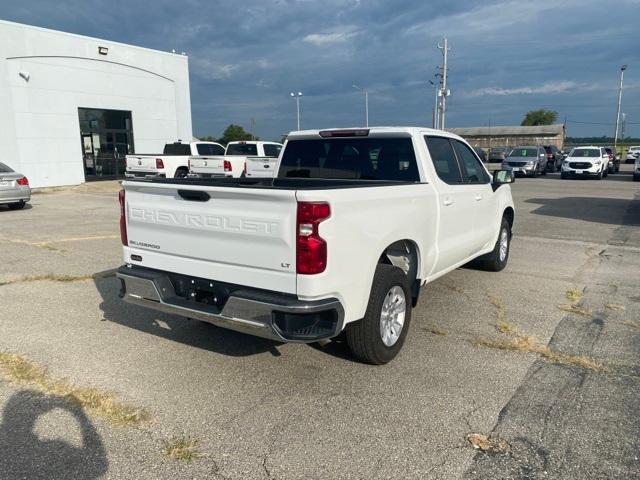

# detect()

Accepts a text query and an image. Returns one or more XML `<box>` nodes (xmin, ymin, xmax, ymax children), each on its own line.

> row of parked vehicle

<box><xmin>473</xmin><ymin>145</ymin><xmax>631</xmax><ymax>179</ymax></box>
<box><xmin>124</xmin><ymin>140</ymin><xmax>283</xmax><ymax>180</ymax></box>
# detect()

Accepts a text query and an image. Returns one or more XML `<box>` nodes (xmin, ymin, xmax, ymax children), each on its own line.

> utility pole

<box><xmin>614</xmin><ymin>64</ymin><xmax>627</xmax><ymax>149</ymax></box>
<box><xmin>437</xmin><ymin>37</ymin><xmax>450</xmax><ymax>129</ymax></box>
<box><xmin>428</xmin><ymin>79</ymin><xmax>439</xmax><ymax>129</ymax></box>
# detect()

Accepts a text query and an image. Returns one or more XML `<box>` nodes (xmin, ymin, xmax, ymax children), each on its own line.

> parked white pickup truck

<box><xmin>116</xmin><ymin>127</ymin><xmax>515</xmax><ymax>364</ymax></box>
<box><xmin>126</xmin><ymin>141</ymin><xmax>226</xmax><ymax>179</ymax></box>
<box><xmin>188</xmin><ymin>141</ymin><xmax>283</xmax><ymax>178</ymax></box>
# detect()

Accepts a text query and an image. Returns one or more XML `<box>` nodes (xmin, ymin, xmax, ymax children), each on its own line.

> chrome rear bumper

<box><xmin>116</xmin><ymin>265</ymin><xmax>344</xmax><ymax>343</ymax></box>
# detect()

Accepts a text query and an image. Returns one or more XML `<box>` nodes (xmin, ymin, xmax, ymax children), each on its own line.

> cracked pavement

<box><xmin>0</xmin><ymin>170</ymin><xmax>639</xmax><ymax>479</ymax></box>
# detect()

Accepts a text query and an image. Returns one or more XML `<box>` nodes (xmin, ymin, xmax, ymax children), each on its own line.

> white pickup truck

<box><xmin>125</xmin><ymin>141</ymin><xmax>226</xmax><ymax>179</ymax></box>
<box><xmin>188</xmin><ymin>141</ymin><xmax>283</xmax><ymax>179</ymax></box>
<box><xmin>116</xmin><ymin>127</ymin><xmax>515</xmax><ymax>364</ymax></box>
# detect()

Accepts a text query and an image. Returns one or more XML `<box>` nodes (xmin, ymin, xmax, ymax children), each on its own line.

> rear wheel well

<box><xmin>377</xmin><ymin>240</ymin><xmax>421</xmax><ymax>307</ymax></box>
<box><xmin>175</xmin><ymin>166</ymin><xmax>189</xmax><ymax>178</ymax></box>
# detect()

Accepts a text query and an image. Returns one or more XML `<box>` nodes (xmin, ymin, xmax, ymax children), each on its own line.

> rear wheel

<box><xmin>175</xmin><ymin>168</ymin><xmax>188</xmax><ymax>179</ymax></box>
<box><xmin>8</xmin><ymin>201</ymin><xmax>26</xmax><ymax>210</ymax></box>
<box><xmin>346</xmin><ymin>264</ymin><xmax>411</xmax><ymax>365</ymax></box>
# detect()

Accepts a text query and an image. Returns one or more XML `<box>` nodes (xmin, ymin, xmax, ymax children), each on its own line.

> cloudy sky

<box><xmin>3</xmin><ymin>0</ymin><xmax>640</xmax><ymax>139</ymax></box>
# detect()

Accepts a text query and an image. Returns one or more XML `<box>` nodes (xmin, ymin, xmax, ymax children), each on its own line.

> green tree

<box><xmin>198</xmin><ymin>135</ymin><xmax>218</xmax><ymax>142</ymax></box>
<box><xmin>218</xmin><ymin>124</ymin><xmax>256</xmax><ymax>145</ymax></box>
<box><xmin>521</xmin><ymin>109</ymin><xmax>558</xmax><ymax>126</ymax></box>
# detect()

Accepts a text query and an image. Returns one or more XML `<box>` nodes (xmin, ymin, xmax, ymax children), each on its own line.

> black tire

<box><xmin>561</xmin><ymin>172</ymin><xmax>568</xmax><ymax>179</ymax></box>
<box><xmin>633</xmin><ymin>174</ymin><xmax>639</xmax><ymax>182</ymax></box>
<box><xmin>531</xmin><ymin>165</ymin><xmax>538</xmax><ymax>178</ymax></box>
<box><xmin>476</xmin><ymin>217</ymin><xmax>511</xmax><ymax>272</ymax></box>
<box><xmin>8</xmin><ymin>201</ymin><xmax>26</xmax><ymax>210</ymax></box>
<box><xmin>541</xmin><ymin>165</ymin><xmax>547</xmax><ymax>176</ymax></box>
<box><xmin>175</xmin><ymin>168</ymin><xmax>188</xmax><ymax>179</ymax></box>
<box><xmin>345</xmin><ymin>264</ymin><xmax>412</xmax><ymax>365</ymax></box>
<box><xmin>597</xmin><ymin>170</ymin><xmax>603</xmax><ymax>180</ymax></box>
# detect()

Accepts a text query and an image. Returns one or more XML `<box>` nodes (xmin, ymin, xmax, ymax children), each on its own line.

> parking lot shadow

<box><xmin>525</xmin><ymin>196</ymin><xmax>640</xmax><ymax>226</ymax></box>
<box><xmin>94</xmin><ymin>273</ymin><xmax>282</xmax><ymax>357</ymax></box>
<box><xmin>0</xmin><ymin>390</ymin><xmax>108</xmax><ymax>479</ymax></box>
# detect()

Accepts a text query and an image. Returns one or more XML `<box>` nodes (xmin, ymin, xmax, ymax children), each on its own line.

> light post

<box><xmin>290</xmin><ymin>92</ymin><xmax>302</xmax><ymax>130</ymax></box>
<box><xmin>614</xmin><ymin>64</ymin><xmax>627</xmax><ymax>150</ymax></box>
<box><xmin>352</xmin><ymin>84</ymin><xmax>369</xmax><ymax>127</ymax></box>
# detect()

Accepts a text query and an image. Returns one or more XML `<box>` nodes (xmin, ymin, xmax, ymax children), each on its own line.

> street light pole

<box><xmin>290</xmin><ymin>92</ymin><xmax>303</xmax><ymax>130</ymax></box>
<box><xmin>352</xmin><ymin>84</ymin><xmax>369</xmax><ymax>127</ymax></box>
<box><xmin>614</xmin><ymin>65</ymin><xmax>627</xmax><ymax>150</ymax></box>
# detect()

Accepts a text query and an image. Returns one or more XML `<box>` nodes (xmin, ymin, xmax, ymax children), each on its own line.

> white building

<box><xmin>0</xmin><ymin>20</ymin><xmax>193</xmax><ymax>187</ymax></box>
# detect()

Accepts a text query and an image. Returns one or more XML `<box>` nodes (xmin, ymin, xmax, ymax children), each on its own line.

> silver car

<box><xmin>502</xmin><ymin>146</ymin><xmax>548</xmax><ymax>177</ymax></box>
<box><xmin>0</xmin><ymin>162</ymin><xmax>31</xmax><ymax>210</ymax></box>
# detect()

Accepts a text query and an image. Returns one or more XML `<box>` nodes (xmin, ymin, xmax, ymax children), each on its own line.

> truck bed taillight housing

<box><xmin>296</xmin><ymin>202</ymin><xmax>330</xmax><ymax>274</ymax></box>
<box><xmin>224</xmin><ymin>160</ymin><xmax>232</xmax><ymax>172</ymax></box>
<box><xmin>119</xmin><ymin>190</ymin><xmax>128</xmax><ymax>246</ymax></box>
<box><xmin>156</xmin><ymin>158</ymin><xmax>165</xmax><ymax>169</ymax></box>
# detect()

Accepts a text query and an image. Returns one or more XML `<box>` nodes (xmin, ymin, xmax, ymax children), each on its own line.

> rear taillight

<box><xmin>156</xmin><ymin>158</ymin><xmax>165</xmax><ymax>169</ymax></box>
<box><xmin>224</xmin><ymin>160</ymin><xmax>232</xmax><ymax>172</ymax></box>
<box><xmin>16</xmin><ymin>176</ymin><xmax>29</xmax><ymax>186</ymax></box>
<box><xmin>118</xmin><ymin>190</ymin><xmax>128</xmax><ymax>246</ymax></box>
<box><xmin>296</xmin><ymin>202</ymin><xmax>330</xmax><ymax>274</ymax></box>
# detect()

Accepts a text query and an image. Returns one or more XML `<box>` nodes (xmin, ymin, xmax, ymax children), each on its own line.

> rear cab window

<box><xmin>278</xmin><ymin>137</ymin><xmax>420</xmax><ymax>181</ymax></box>
<box><xmin>263</xmin><ymin>144</ymin><xmax>282</xmax><ymax>158</ymax></box>
<box><xmin>226</xmin><ymin>143</ymin><xmax>258</xmax><ymax>156</ymax></box>
<box><xmin>163</xmin><ymin>143</ymin><xmax>191</xmax><ymax>155</ymax></box>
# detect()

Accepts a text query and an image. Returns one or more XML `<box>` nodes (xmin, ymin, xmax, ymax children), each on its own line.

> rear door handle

<box><xmin>443</xmin><ymin>199</ymin><xmax>454</xmax><ymax>206</ymax></box>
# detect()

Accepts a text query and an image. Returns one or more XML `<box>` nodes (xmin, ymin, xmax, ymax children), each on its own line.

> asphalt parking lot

<box><xmin>0</xmin><ymin>168</ymin><xmax>639</xmax><ymax>479</ymax></box>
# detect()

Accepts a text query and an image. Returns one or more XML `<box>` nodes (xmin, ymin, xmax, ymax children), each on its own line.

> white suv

<box><xmin>561</xmin><ymin>146</ymin><xmax>609</xmax><ymax>180</ymax></box>
<box><xmin>626</xmin><ymin>146</ymin><xmax>640</xmax><ymax>164</ymax></box>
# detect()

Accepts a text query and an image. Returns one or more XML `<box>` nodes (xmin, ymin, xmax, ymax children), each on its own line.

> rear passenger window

<box><xmin>452</xmin><ymin>140</ymin><xmax>491</xmax><ymax>184</ymax></box>
<box><xmin>196</xmin><ymin>144</ymin><xmax>211</xmax><ymax>155</ymax></box>
<box><xmin>425</xmin><ymin>136</ymin><xmax>462</xmax><ymax>184</ymax></box>
<box><xmin>263</xmin><ymin>144</ymin><xmax>282</xmax><ymax>157</ymax></box>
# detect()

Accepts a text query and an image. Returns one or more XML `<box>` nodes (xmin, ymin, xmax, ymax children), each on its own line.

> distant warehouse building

<box><xmin>0</xmin><ymin>20</ymin><xmax>192</xmax><ymax>187</ymax></box>
<box><xmin>448</xmin><ymin>124</ymin><xmax>566</xmax><ymax>150</ymax></box>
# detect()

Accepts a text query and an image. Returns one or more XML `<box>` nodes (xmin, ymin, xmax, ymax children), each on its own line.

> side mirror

<box><xmin>493</xmin><ymin>169</ymin><xmax>514</xmax><ymax>185</ymax></box>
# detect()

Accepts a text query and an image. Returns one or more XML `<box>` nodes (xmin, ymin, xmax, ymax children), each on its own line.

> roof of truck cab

<box><xmin>287</xmin><ymin>127</ymin><xmax>460</xmax><ymax>139</ymax></box>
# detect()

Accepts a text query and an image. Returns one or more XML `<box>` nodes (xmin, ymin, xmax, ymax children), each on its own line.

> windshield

<box><xmin>0</xmin><ymin>162</ymin><xmax>14</xmax><ymax>173</ymax></box>
<box><xmin>278</xmin><ymin>137</ymin><xmax>419</xmax><ymax>181</ymax></box>
<box><xmin>226</xmin><ymin>143</ymin><xmax>258</xmax><ymax>156</ymax></box>
<box><xmin>509</xmin><ymin>148</ymin><xmax>537</xmax><ymax>158</ymax></box>
<box><xmin>570</xmin><ymin>149</ymin><xmax>600</xmax><ymax>158</ymax></box>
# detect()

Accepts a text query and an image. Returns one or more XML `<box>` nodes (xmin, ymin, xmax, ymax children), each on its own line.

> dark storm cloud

<box><xmin>3</xmin><ymin>0</ymin><xmax>640</xmax><ymax>138</ymax></box>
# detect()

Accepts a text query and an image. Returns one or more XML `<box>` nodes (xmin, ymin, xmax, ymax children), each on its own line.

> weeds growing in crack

<box><xmin>605</xmin><ymin>303</ymin><xmax>625</xmax><ymax>311</ymax></box>
<box><xmin>423</xmin><ymin>325</ymin><xmax>448</xmax><ymax>336</ymax></box>
<box><xmin>0</xmin><ymin>353</ymin><xmax>149</xmax><ymax>426</ymax></box>
<box><xmin>566</xmin><ymin>288</ymin><xmax>582</xmax><ymax>302</ymax></box>
<box><xmin>473</xmin><ymin>336</ymin><xmax>604</xmax><ymax>372</ymax></box>
<box><xmin>0</xmin><ymin>272</ymin><xmax>114</xmax><ymax>287</ymax></box>
<box><xmin>162</xmin><ymin>436</ymin><xmax>201</xmax><ymax>461</ymax></box>
<box><xmin>466</xmin><ymin>433</ymin><xmax>510</xmax><ymax>454</ymax></box>
<box><xmin>557</xmin><ymin>304</ymin><xmax>592</xmax><ymax>317</ymax></box>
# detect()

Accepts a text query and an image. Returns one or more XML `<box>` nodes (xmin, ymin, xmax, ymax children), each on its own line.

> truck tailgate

<box><xmin>188</xmin><ymin>156</ymin><xmax>228</xmax><ymax>176</ymax></box>
<box><xmin>246</xmin><ymin>156</ymin><xmax>278</xmax><ymax>178</ymax></box>
<box><xmin>126</xmin><ymin>155</ymin><xmax>158</xmax><ymax>173</ymax></box>
<box><xmin>122</xmin><ymin>181</ymin><xmax>297</xmax><ymax>294</ymax></box>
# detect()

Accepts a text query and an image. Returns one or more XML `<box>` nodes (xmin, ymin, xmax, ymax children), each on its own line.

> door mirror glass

<box><xmin>493</xmin><ymin>169</ymin><xmax>514</xmax><ymax>184</ymax></box>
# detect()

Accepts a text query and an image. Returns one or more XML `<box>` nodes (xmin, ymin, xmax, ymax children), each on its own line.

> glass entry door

<box><xmin>78</xmin><ymin>108</ymin><xmax>134</xmax><ymax>180</ymax></box>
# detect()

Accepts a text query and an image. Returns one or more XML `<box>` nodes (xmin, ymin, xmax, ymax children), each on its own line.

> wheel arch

<box><xmin>503</xmin><ymin>206</ymin><xmax>514</xmax><ymax>232</ymax></box>
<box><xmin>377</xmin><ymin>239</ymin><xmax>422</xmax><ymax>307</ymax></box>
